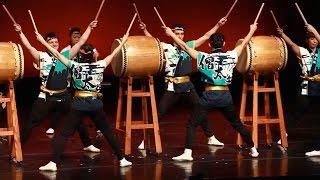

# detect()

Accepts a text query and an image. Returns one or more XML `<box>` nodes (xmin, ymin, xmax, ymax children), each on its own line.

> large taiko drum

<box><xmin>235</xmin><ymin>36</ymin><xmax>288</xmax><ymax>74</ymax></box>
<box><xmin>0</xmin><ymin>42</ymin><xmax>24</xmax><ymax>82</ymax></box>
<box><xmin>111</xmin><ymin>36</ymin><xmax>165</xmax><ymax>77</ymax></box>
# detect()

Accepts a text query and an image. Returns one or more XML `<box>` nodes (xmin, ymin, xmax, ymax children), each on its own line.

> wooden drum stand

<box><xmin>236</xmin><ymin>72</ymin><xmax>288</xmax><ymax>149</ymax></box>
<box><xmin>115</xmin><ymin>76</ymin><xmax>162</xmax><ymax>155</ymax></box>
<box><xmin>0</xmin><ymin>81</ymin><xmax>23</xmax><ymax>163</ymax></box>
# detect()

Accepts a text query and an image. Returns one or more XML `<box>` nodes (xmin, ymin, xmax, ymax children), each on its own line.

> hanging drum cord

<box><xmin>0</xmin><ymin>91</ymin><xmax>7</xmax><ymax>144</ymax></box>
<box><xmin>175</xmin><ymin>46</ymin><xmax>184</xmax><ymax>75</ymax></box>
<box><xmin>305</xmin><ymin>51</ymin><xmax>320</xmax><ymax>81</ymax></box>
<box><xmin>43</xmin><ymin>53</ymin><xmax>57</xmax><ymax>91</ymax></box>
<box><xmin>0</xmin><ymin>92</ymin><xmax>5</xmax><ymax>110</ymax></box>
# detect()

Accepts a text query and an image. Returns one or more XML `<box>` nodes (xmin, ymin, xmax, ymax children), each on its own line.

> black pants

<box><xmin>48</xmin><ymin>110</ymin><xmax>61</xmax><ymax>129</ymax></box>
<box><xmin>158</xmin><ymin>89</ymin><xmax>214</xmax><ymax>137</ymax></box>
<box><xmin>52</xmin><ymin>108</ymin><xmax>123</xmax><ymax>163</ymax></box>
<box><xmin>286</xmin><ymin>94</ymin><xmax>320</xmax><ymax>128</ymax></box>
<box><xmin>185</xmin><ymin>90</ymin><xmax>254</xmax><ymax>149</ymax></box>
<box><xmin>20</xmin><ymin>98</ymin><xmax>92</xmax><ymax>147</ymax></box>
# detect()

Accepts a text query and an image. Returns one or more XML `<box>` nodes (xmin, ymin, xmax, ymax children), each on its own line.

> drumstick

<box><xmin>2</xmin><ymin>5</ymin><xmax>17</xmax><ymax>24</ymax></box>
<box><xmin>28</xmin><ymin>10</ymin><xmax>38</xmax><ymax>33</ymax></box>
<box><xmin>270</xmin><ymin>10</ymin><xmax>280</xmax><ymax>28</ymax></box>
<box><xmin>254</xmin><ymin>3</ymin><xmax>265</xmax><ymax>24</ymax></box>
<box><xmin>126</xmin><ymin>13</ymin><xmax>137</xmax><ymax>34</ymax></box>
<box><xmin>95</xmin><ymin>0</ymin><xmax>106</xmax><ymax>21</ymax></box>
<box><xmin>295</xmin><ymin>2</ymin><xmax>308</xmax><ymax>25</ymax></box>
<box><xmin>153</xmin><ymin>7</ymin><xmax>166</xmax><ymax>27</ymax></box>
<box><xmin>133</xmin><ymin>3</ymin><xmax>142</xmax><ymax>23</ymax></box>
<box><xmin>225</xmin><ymin>0</ymin><xmax>238</xmax><ymax>19</ymax></box>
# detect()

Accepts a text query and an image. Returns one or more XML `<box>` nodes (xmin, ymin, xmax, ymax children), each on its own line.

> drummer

<box><xmin>162</xmin><ymin>22</ymin><xmax>259</xmax><ymax>160</ymax></box>
<box><xmin>277</xmin><ymin>24</ymin><xmax>320</xmax><ymax>156</ymax></box>
<box><xmin>61</xmin><ymin>27</ymin><xmax>100</xmax><ymax>61</ymax></box>
<box><xmin>35</xmin><ymin>32</ymin><xmax>132</xmax><ymax>171</ymax></box>
<box><xmin>13</xmin><ymin>21</ymin><xmax>100</xmax><ymax>153</ymax></box>
<box><xmin>44</xmin><ymin>26</ymin><xmax>101</xmax><ymax>136</ymax></box>
<box><xmin>137</xmin><ymin>17</ymin><xmax>227</xmax><ymax>150</ymax></box>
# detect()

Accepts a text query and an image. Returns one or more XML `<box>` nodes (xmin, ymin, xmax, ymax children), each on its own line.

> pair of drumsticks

<box><xmin>2</xmin><ymin>0</ymin><xmax>137</xmax><ymax>37</ymax></box>
<box><xmin>270</xmin><ymin>3</ymin><xmax>308</xmax><ymax>29</ymax></box>
<box><xmin>2</xmin><ymin>1</ymin><xmax>311</xmax><ymax>38</ymax></box>
<box><xmin>146</xmin><ymin>0</ymin><xmax>263</xmax><ymax>28</ymax></box>
<box><xmin>3</xmin><ymin>4</ymin><xmax>40</xmax><ymax>33</ymax></box>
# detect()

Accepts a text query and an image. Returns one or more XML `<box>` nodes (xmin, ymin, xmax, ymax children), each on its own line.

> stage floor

<box><xmin>1</xmin><ymin>109</ymin><xmax>320</xmax><ymax>180</ymax></box>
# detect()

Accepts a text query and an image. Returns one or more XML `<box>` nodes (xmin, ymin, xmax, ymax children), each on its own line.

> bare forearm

<box><xmin>242</xmin><ymin>30</ymin><xmax>255</xmax><ymax>47</ymax></box>
<box><xmin>281</xmin><ymin>33</ymin><xmax>295</xmax><ymax>47</ymax></box>
<box><xmin>110</xmin><ymin>39</ymin><xmax>126</xmax><ymax>59</ymax></box>
<box><xmin>79</xmin><ymin>25</ymin><xmax>92</xmax><ymax>45</ymax></box>
<box><xmin>281</xmin><ymin>33</ymin><xmax>300</xmax><ymax>56</ymax></box>
<box><xmin>70</xmin><ymin>26</ymin><xmax>93</xmax><ymax>58</ymax></box>
<box><xmin>39</xmin><ymin>39</ymin><xmax>68</xmax><ymax>65</ymax></box>
<box><xmin>306</xmin><ymin>25</ymin><xmax>320</xmax><ymax>43</ymax></box>
<box><xmin>19</xmin><ymin>32</ymin><xmax>39</xmax><ymax>63</ymax></box>
<box><xmin>204</xmin><ymin>24</ymin><xmax>219</xmax><ymax>38</ymax></box>
<box><xmin>19</xmin><ymin>32</ymin><xmax>32</xmax><ymax>49</ymax></box>
<box><xmin>143</xmin><ymin>29</ymin><xmax>152</xmax><ymax>37</ymax></box>
<box><xmin>171</xmin><ymin>34</ymin><xmax>189</xmax><ymax>52</ymax></box>
<box><xmin>313</xmin><ymin>30</ymin><xmax>320</xmax><ymax>43</ymax></box>
<box><xmin>104</xmin><ymin>38</ymin><xmax>127</xmax><ymax>65</ymax></box>
<box><xmin>170</xmin><ymin>34</ymin><xmax>198</xmax><ymax>59</ymax></box>
<box><xmin>195</xmin><ymin>24</ymin><xmax>220</xmax><ymax>47</ymax></box>
<box><xmin>235</xmin><ymin>30</ymin><xmax>255</xmax><ymax>56</ymax></box>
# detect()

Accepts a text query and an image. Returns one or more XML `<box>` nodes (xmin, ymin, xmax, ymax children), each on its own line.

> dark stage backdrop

<box><xmin>1</xmin><ymin>0</ymin><xmax>318</xmax><ymax>77</ymax></box>
<box><xmin>0</xmin><ymin>0</ymin><xmax>319</xmax><ymax>107</ymax></box>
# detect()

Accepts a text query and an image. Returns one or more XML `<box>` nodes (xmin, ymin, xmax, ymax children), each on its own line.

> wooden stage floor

<box><xmin>1</xmin><ymin>107</ymin><xmax>320</xmax><ymax>180</ymax></box>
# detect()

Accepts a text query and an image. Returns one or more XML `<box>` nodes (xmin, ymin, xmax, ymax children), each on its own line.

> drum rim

<box><xmin>111</xmin><ymin>38</ymin><xmax>126</xmax><ymax>77</ymax></box>
<box><xmin>155</xmin><ymin>37</ymin><xmax>165</xmax><ymax>74</ymax></box>
<box><xmin>16</xmin><ymin>43</ymin><xmax>24</xmax><ymax>79</ymax></box>
<box><xmin>277</xmin><ymin>36</ymin><xmax>288</xmax><ymax>71</ymax></box>
<box><xmin>235</xmin><ymin>38</ymin><xmax>251</xmax><ymax>74</ymax></box>
<box><xmin>111</xmin><ymin>36</ymin><xmax>165</xmax><ymax>77</ymax></box>
<box><xmin>238</xmin><ymin>36</ymin><xmax>289</xmax><ymax>74</ymax></box>
<box><xmin>246</xmin><ymin>40</ymin><xmax>253</xmax><ymax>74</ymax></box>
<box><xmin>121</xmin><ymin>39</ymin><xmax>127</xmax><ymax>77</ymax></box>
<box><xmin>1</xmin><ymin>42</ymin><xmax>24</xmax><ymax>81</ymax></box>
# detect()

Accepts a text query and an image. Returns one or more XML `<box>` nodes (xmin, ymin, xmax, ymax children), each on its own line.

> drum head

<box><xmin>111</xmin><ymin>36</ymin><xmax>165</xmax><ymax>77</ymax></box>
<box><xmin>13</xmin><ymin>43</ymin><xmax>24</xmax><ymax>80</ymax></box>
<box><xmin>0</xmin><ymin>42</ymin><xmax>24</xmax><ymax>82</ymax></box>
<box><xmin>111</xmin><ymin>39</ymin><xmax>124</xmax><ymax>77</ymax></box>
<box><xmin>235</xmin><ymin>36</ymin><xmax>288</xmax><ymax>74</ymax></box>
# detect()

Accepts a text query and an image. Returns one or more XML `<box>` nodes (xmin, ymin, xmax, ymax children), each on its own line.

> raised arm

<box><xmin>103</xmin><ymin>33</ymin><xmax>129</xmax><ymax>66</ymax></box>
<box><xmin>164</xmin><ymin>27</ymin><xmax>199</xmax><ymax>60</ymax></box>
<box><xmin>277</xmin><ymin>27</ymin><xmax>301</xmax><ymax>57</ymax></box>
<box><xmin>234</xmin><ymin>23</ymin><xmax>257</xmax><ymax>57</ymax></box>
<box><xmin>306</xmin><ymin>24</ymin><xmax>320</xmax><ymax>43</ymax></box>
<box><xmin>14</xmin><ymin>24</ymin><xmax>40</xmax><ymax>65</ymax></box>
<box><xmin>194</xmin><ymin>17</ymin><xmax>227</xmax><ymax>48</ymax></box>
<box><xmin>35</xmin><ymin>32</ymin><xmax>69</xmax><ymax>66</ymax></box>
<box><xmin>139</xmin><ymin>22</ymin><xmax>152</xmax><ymax>37</ymax></box>
<box><xmin>70</xmin><ymin>20</ymin><xmax>98</xmax><ymax>59</ymax></box>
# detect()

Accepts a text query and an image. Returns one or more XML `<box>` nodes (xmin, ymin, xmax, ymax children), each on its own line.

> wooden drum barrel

<box><xmin>0</xmin><ymin>42</ymin><xmax>24</xmax><ymax>82</ymax></box>
<box><xmin>235</xmin><ymin>36</ymin><xmax>288</xmax><ymax>74</ymax></box>
<box><xmin>111</xmin><ymin>36</ymin><xmax>165</xmax><ymax>77</ymax></box>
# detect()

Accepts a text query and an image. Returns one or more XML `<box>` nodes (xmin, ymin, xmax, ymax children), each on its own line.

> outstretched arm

<box><xmin>194</xmin><ymin>17</ymin><xmax>227</xmax><ymax>48</ymax></box>
<box><xmin>234</xmin><ymin>23</ymin><xmax>257</xmax><ymax>57</ymax></box>
<box><xmin>277</xmin><ymin>27</ymin><xmax>300</xmax><ymax>57</ymax></box>
<box><xmin>164</xmin><ymin>27</ymin><xmax>199</xmax><ymax>59</ymax></box>
<box><xmin>35</xmin><ymin>32</ymin><xmax>69</xmax><ymax>66</ymax></box>
<box><xmin>70</xmin><ymin>20</ymin><xmax>98</xmax><ymax>59</ymax></box>
<box><xmin>103</xmin><ymin>33</ymin><xmax>129</xmax><ymax>66</ymax></box>
<box><xmin>139</xmin><ymin>22</ymin><xmax>152</xmax><ymax>37</ymax></box>
<box><xmin>14</xmin><ymin>24</ymin><xmax>40</xmax><ymax>65</ymax></box>
<box><xmin>306</xmin><ymin>24</ymin><xmax>320</xmax><ymax>43</ymax></box>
